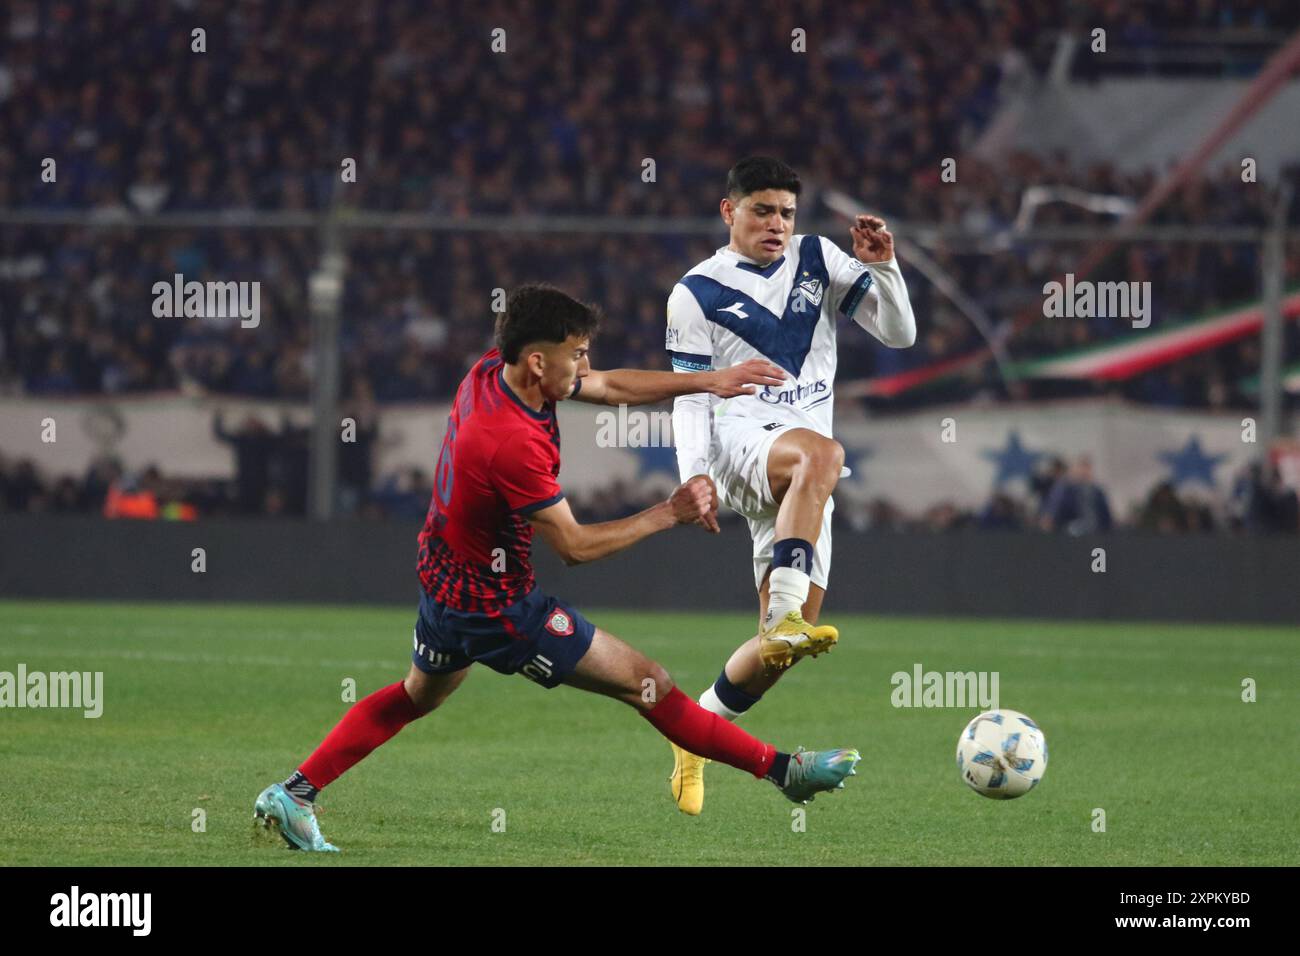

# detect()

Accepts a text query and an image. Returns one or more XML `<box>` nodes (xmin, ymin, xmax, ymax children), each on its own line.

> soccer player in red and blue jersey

<box><xmin>254</xmin><ymin>285</ymin><xmax>861</xmax><ymax>851</ymax></box>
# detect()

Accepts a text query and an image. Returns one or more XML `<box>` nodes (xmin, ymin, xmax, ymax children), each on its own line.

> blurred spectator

<box><xmin>338</xmin><ymin>378</ymin><xmax>381</xmax><ymax>515</ymax></box>
<box><xmin>1137</xmin><ymin>481</ymin><xmax>1187</xmax><ymax>532</ymax></box>
<box><xmin>863</xmin><ymin>498</ymin><xmax>906</xmax><ymax>532</ymax></box>
<box><xmin>371</xmin><ymin>467</ymin><xmax>432</xmax><ymax>520</ymax></box>
<box><xmin>978</xmin><ymin>492</ymin><xmax>1026</xmax><ymax>531</ymax></box>
<box><xmin>0</xmin><ymin>457</ymin><xmax>43</xmax><ymax>511</ymax></box>
<box><xmin>103</xmin><ymin>467</ymin><xmax>160</xmax><ymax>520</ymax></box>
<box><xmin>273</xmin><ymin>419</ymin><xmax>311</xmax><ymax>516</ymax></box>
<box><xmin>1030</xmin><ymin>457</ymin><xmax>1067</xmax><ymax>515</ymax></box>
<box><xmin>213</xmin><ymin>412</ymin><xmax>277</xmax><ymax>514</ymax></box>
<box><xmin>101</xmin><ymin>465</ymin><xmax>196</xmax><ymax>520</ymax></box>
<box><xmin>923</xmin><ymin>501</ymin><xmax>972</xmax><ymax>532</ymax></box>
<box><xmin>50</xmin><ymin>476</ymin><xmax>82</xmax><ymax>513</ymax></box>
<box><xmin>80</xmin><ymin>455</ymin><xmax>123</xmax><ymax>512</ymax></box>
<box><xmin>1230</xmin><ymin>461</ymin><xmax>1300</xmax><ymax>533</ymax></box>
<box><xmin>1040</xmin><ymin>455</ymin><xmax>1113</xmax><ymax>534</ymax></box>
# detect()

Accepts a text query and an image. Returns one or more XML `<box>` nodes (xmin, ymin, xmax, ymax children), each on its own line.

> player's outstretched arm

<box><xmin>528</xmin><ymin>477</ymin><xmax>717</xmax><ymax>566</ymax></box>
<box><xmin>573</xmin><ymin>359</ymin><xmax>786</xmax><ymax>406</ymax></box>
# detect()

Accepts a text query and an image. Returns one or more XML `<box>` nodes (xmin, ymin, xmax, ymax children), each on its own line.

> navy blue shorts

<box><xmin>411</xmin><ymin>586</ymin><xmax>595</xmax><ymax>689</ymax></box>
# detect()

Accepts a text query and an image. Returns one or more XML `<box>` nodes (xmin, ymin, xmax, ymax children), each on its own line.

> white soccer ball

<box><xmin>956</xmin><ymin>709</ymin><xmax>1047</xmax><ymax>799</ymax></box>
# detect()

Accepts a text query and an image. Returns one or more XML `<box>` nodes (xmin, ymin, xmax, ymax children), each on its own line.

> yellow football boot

<box><xmin>758</xmin><ymin>611</ymin><xmax>839</xmax><ymax>671</ymax></box>
<box><xmin>668</xmin><ymin>740</ymin><xmax>707</xmax><ymax>816</ymax></box>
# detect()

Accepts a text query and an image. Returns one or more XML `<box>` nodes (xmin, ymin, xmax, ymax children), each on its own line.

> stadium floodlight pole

<box><xmin>308</xmin><ymin>218</ymin><xmax>346</xmax><ymax>521</ymax></box>
<box><xmin>1258</xmin><ymin>181</ymin><xmax>1293</xmax><ymax>446</ymax></box>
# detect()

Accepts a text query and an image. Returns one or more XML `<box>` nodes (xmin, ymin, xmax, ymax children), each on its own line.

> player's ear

<box><xmin>523</xmin><ymin>349</ymin><xmax>545</xmax><ymax>379</ymax></box>
<box><xmin>720</xmin><ymin>197</ymin><xmax>733</xmax><ymax>226</ymax></box>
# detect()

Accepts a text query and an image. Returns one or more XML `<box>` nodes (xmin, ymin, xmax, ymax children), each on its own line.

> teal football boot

<box><xmin>253</xmin><ymin>783</ymin><xmax>340</xmax><ymax>852</ymax></box>
<box><xmin>776</xmin><ymin>747</ymin><xmax>861</xmax><ymax>804</ymax></box>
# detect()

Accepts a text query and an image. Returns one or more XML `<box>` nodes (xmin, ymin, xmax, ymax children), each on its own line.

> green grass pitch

<box><xmin>0</xmin><ymin>600</ymin><xmax>1296</xmax><ymax>866</ymax></box>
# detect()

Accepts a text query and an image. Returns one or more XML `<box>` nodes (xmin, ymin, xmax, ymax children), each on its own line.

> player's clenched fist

<box><xmin>691</xmin><ymin>473</ymin><xmax>720</xmax><ymax>532</ymax></box>
<box><xmin>669</xmin><ymin>475</ymin><xmax>720</xmax><ymax>532</ymax></box>
<box><xmin>851</xmin><ymin>214</ymin><xmax>893</xmax><ymax>264</ymax></box>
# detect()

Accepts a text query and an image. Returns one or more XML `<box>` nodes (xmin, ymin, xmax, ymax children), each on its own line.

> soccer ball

<box><xmin>956</xmin><ymin>709</ymin><xmax>1047</xmax><ymax>799</ymax></box>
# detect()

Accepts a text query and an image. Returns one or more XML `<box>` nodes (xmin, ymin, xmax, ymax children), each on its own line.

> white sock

<box><xmin>765</xmin><ymin>565</ymin><xmax>811</xmax><ymax>628</ymax></box>
<box><xmin>698</xmin><ymin>684</ymin><xmax>742</xmax><ymax>722</ymax></box>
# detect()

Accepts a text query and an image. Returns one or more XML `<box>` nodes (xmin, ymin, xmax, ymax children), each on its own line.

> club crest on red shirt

<box><xmin>545</xmin><ymin>610</ymin><xmax>574</xmax><ymax>636</ymax></box>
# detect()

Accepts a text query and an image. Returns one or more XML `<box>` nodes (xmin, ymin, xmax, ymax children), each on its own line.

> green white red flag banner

<box><xmin>1014</xmin><ymin>292</ymin><xmax>1300</xmax><ymax>381</ymax></box>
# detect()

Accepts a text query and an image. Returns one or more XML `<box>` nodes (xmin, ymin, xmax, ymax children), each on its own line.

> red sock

<box><xmin>642</xmin><ymin>686</ymin><xmax>776</xmax><ymax>779</ymax></box>
<box><xmin>298</xmin><ymin>681</ymin><xmax>424</xmax><ymax>789</ymax></box>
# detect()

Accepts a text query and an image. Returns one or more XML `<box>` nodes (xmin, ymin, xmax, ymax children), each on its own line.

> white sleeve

<box><xmin>820</xmin><ymin>237</ymin><xmax>916</xmax><ymax>348</ymax></box>
<box><xmin>856</xmin><ymin>257</ymin><xmax>917</xmax><ymax>348</ymax></box>
<box><xmin>672</xmin><ymin>389</ymin><xmax>715</xmax><ymax>482</ymax></box>
<box><xmin>666</xmin><ymin>282</ymin><xmax>713</xmax><ymax>365</ymax></box>
<box><xmin>666</xmin><ymin>283</ymin><xmax>715</xmax><ymax>482</ymax></box>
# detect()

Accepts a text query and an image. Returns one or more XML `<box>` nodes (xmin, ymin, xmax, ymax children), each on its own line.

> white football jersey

<box><xmin>666</xmin><ymin>235</ymin><xmax>909</xmax><ymax>473</ymax></box>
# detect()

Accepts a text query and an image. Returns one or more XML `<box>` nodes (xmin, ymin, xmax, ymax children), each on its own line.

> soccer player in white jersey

<box><xmin>665</xmin><ymin>156</ymin><xmax>916</xmax><ymax>815</ymax></box>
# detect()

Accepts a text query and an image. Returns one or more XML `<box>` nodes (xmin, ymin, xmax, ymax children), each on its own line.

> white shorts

<box><xmin>708</xmin><ymin>415</ymin><xmax>833</xmax><ymax>591</ymax></box>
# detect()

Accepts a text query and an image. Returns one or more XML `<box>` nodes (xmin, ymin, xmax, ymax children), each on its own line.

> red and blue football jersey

<box><xmin>417</xmin><ymin>348</ymin><xmax>572</xmax><ymax>611</ymax></box>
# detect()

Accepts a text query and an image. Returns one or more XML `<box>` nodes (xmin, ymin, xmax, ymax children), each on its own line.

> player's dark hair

<box><xmin>495</xmin><ymin>284</ymin><xmax>602</xmax><ymax>363</ymax></box>
<box><xmin>726</xmin><ymin>156</ymin><xmax>801</xmax><ymax>199</ymax></box>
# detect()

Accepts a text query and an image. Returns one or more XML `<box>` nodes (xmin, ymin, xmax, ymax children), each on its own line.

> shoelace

<box><xmin>785</xmin><ymin>748</ymin><xmax>810</xmax><ymax>788</ymax></box>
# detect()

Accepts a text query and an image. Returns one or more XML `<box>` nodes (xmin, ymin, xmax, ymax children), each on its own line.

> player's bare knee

<box><xmin>818</xmin><ymin>438</ymin><xmax>846</xmax><ymax>478</ymax></box>
<box><xmin>403</xmin><ymin>669</ymin><xmax>441</xmax><ymax>715</ymax></box>
<box><xmin>633</xmin><ymin>661</ymin><xmax>674</xmax><ymax>711</ymax></box>
<box><xmin>797</xmin><ymin>437</ymin><xmax>844</xmax><ymax>491</ymax></box>
<box><xmin>403</xmin><ymin>682</ymin><xmax>437</xmax><ymax>715</ymax></box>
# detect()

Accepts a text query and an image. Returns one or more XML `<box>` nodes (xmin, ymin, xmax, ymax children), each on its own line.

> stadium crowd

<box><xmin>1</xmin><ymin>0</ymin><xmax>1298</xmax><ymax>526</ymax></box>
<box><xmin>4</xmin><ymin>161</ymin><xmax>1297</xmax><ymax>410</ymax></box>
<box><xmin>4</xmin><ymin>0</ymin><xmax>1300</xmax><ymax>408</ymax></box>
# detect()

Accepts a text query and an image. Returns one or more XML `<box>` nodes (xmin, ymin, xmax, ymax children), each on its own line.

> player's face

<box><xmin>722</xmin><ymin>189</ymin><xmax>796</xmax><ymax>265</ymax></box>
<box><xmin>538</xmin><ymin>335</ymin><xmax>590</xmax><ymax>402</ymax></box>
